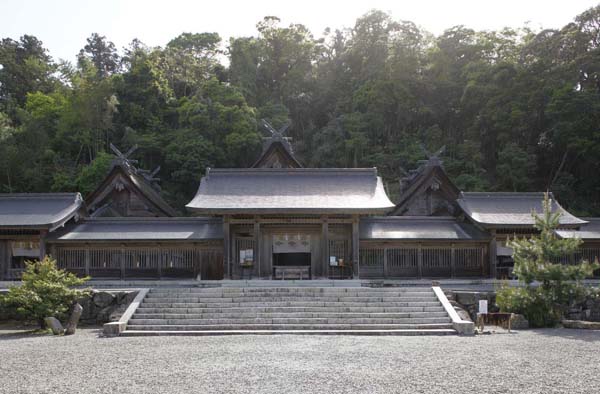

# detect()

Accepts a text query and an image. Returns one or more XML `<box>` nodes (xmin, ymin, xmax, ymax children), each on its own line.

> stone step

<box><xmin>146</xmin><ymin>293</ymin><xmax>437</xmax><ymax>302</ymax></box>
<box><xmin>121</xmin><ymin>329</ymin><xmax>458</xmax><ymax>336</ymax></box>
<box><xmin>140</xmin><ymin>296</ymin><xmax>439</xmax><ymax>304</ymax></box>
<box><xmin>147</xmin><ymin>289</ymin><xmax>435</xmax><ymax>296</ymax></box>
<box><xmin>148</xmin><ymin>286</ymin><xmax>434</xmax><ymax>293</ymax></box>
<box><xmin>132</xmin><ymin>311</ymin><xmax>449</xmax><ymax>319</ymax></box>
<box><xmin>139</xmin><ymin>300</ymin><xmax>441</xmax><ymax>308</ymax></box>
<box><xmin>135</xmin><ymin>305</ymin><xmax>445</xmax><ymax>314</ymax></box>
<box><xmin>128</xmin><ymin>316</ymin><xmax>451</xmax><ymax>325</ymax></box>
<box><xmin>144</xmin><ymin>293</ymin><xmax>437</xmax><ymax>300</ymax></box>
<box><xmin>125</xmin><ymin>323</ymin><xmax>454</xmax><ymax>331</ymax></box>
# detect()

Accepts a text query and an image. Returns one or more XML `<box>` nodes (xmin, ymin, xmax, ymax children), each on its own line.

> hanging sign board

<box><xmin>11</xmin><ymin>241</ymin><xmax>40</xmax><ymax>257</ymax></box>
<box><xmin>273</xmin><ymin>234</ymin><xmax>310</xmax><ymax>254</ymax></box>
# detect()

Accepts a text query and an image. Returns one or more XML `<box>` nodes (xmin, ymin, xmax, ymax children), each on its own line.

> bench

<box><xmin>273</xmin><ymin>266</ymin><xmax>310</xmax><ymax>280</ymax></box>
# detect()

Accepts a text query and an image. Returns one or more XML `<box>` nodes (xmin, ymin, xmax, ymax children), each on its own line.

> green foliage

<box><xmin>496</xmin><ymin>194</ymin><xmax>599</xmax><ymax>327</ymax></box>
<box><xmin>2</xmin><ymin>6</ymin><xmax>600</xmax><ymax>213</ymax></box>
<box><xmin>0</xmin><ymin>256</ymin><xmax>90</xmax><ymax>327</ymax></box>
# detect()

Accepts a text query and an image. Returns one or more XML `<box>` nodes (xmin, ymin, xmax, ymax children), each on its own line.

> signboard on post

<box><xmin>478</xmin><ymin>300</ymin><xmax>488</xmax><ymax>315</ymax></box>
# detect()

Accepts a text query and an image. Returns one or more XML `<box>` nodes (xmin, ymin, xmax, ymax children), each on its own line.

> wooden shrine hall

<box><xmin>1</xmin><ymin>121</ymin><xmax>599</xmax><ymax>281</ymax></box>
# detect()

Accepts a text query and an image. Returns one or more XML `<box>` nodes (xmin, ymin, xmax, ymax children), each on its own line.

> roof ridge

<box><xmin>0</xmin><ymin>192</ymin><xmax>81</xmax><ymax>198</ymax></box>
<box><xmin>208</xmin><ymin>168</ymin><xmax>378</xmax><ymax>175</ymax></box>
<box><xmin>363</xmin><ymin>216</ymin><xmax>457</xmax><ymax>221</ymax></box>
<box><xmin>460</xmin><ymin>191</ymin><xmax>553</xmax><ymax>198</ymax></box>
<box><xmin>82</xmin><ymin>217</ymin><xmax>221</xmax><ymax>223</ymax></box>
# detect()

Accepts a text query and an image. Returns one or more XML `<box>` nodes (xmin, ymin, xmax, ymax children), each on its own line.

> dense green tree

<box><xmin>2</xmin><ymin>6</ymin><xmax>600</xmax><ymax>213</ymax></box>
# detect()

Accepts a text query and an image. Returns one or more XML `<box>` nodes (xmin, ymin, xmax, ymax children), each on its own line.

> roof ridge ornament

<box><xmin>109</xmin><ymin>143</ymin><xmax>163</xmax><ymax>191</ymax></box>
<box><xmin>260</xmin><ymin>119</ymin><xmax>293</xmax><ymax>153</ymax></box>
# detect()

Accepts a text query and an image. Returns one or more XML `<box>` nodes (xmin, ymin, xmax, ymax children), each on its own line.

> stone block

<box><xmin>103</xmin><ymin>321</ymin><xmax>125</xmax><ymax>336</ymax></box>
<box><xmin>454</xmin><ymin>306</ymin><xmax>472</xmax><ymax>322</ymax></box>
<box><xmin>562</xmin><ymin>320</ymin><xmax>600</xmax><ymax>330</ymax></box>
<box><xmin>44</xmin><ymin>317</ymin><xmax>64</xmax><ymax>335</ymax></box>
<box><xmin>511</xmin><ymin>314</ymin><xmax>529</xmax><ymax>329</ymax></box>
<box><xmin>93</xmin><ymin>291</ymin><xmax>115</xmax><ymax>308</ymax></box>
<box><xmin>96</xmin><ymin>305</ymin><xmax>118</xmax><ymax>324</ymax></box>
<box><xmin>455</xmin><ymin>292</ymin><xmax>480</xmax><ymax>306</ymax></box>
<box><xmin>120</xmin><ymin>291</ymin><xmax>138</xmax><ymax>305</ymax></box>
<box><xmin>453</xmin><ymin>321</ymin><xmax>475</xmax><ymax>335</ymax></box>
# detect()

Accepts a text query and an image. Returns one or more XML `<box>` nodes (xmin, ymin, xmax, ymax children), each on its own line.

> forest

<box><xmin>1</xmin><ymin>6</ymin><xmax>600</xmax><ymax>214</ymax></box>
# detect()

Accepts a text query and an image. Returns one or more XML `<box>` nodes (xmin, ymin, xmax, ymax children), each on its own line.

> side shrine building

<box><xmin>1</xmin><ymin>128</ymin><xmax>599</xmax><ymax>281</ymax></box>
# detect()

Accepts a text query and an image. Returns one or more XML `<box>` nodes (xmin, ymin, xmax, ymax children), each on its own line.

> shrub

<box><xmin>496</xmin><ymin>193</ymin><xmax>599</xmax><ymax>327</ymax></box>
<box><xmin>0</xmin><ymin>256</ymin><xmax>90</xmax><ymax>328</ymax></box>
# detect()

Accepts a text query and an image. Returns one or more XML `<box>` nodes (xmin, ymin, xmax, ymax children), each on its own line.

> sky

<box><xmin>1</xmin><ymin>0</ymin><xmax>599</xmax><ymax>63</ymax></box>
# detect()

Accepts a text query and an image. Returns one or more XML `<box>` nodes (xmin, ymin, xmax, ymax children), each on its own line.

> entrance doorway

<box><xmin>272</xmin><ymin>252</ymin><xmax>311</xmax><ymax>279</ymax></box>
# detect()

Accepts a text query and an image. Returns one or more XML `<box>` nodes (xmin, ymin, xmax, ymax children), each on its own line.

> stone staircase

<box><xmin>121</xmin><ymin>286</ymin><xmax>456</xmax><ymax>336</ymax></box>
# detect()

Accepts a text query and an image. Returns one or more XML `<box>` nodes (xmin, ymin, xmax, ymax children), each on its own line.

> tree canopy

<box><xmin>1</xmin><ymin>7</ymin><xmax>600</xmax><ymax>214</ymax></box>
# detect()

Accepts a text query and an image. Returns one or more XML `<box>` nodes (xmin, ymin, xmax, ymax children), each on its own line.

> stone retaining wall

<box><xmin>0</xmin><ymin>289</ymin><xmax>138</xmax><ymax>325</ymax></box>
<box><xmin>78</xmin><ymin>290</ymin><xmax>139</xmax><ymax>324</ymax></box>
<box><xmin>566</xmin><ymin>293</ymin><xmax>600</xmax><ymax>322</ymax></box>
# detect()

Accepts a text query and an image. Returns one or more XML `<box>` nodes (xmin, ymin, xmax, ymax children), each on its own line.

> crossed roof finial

<box><xmin>260</xmin><ymin>119</ymin><xmax>293</xmax><ymax>153</ymax></box>
<box><xmin>109</xmin><ymin>143</ymin><xmax>162</xmax><ymax>190</ymax></box>
<box><xmin>261</xmin><ymin>119</ymin><xmax>290</xmax><ymax>138</ymax></box>
<box><xmin>110</xmin><ymin>143</ymin><xmax>139</xmax><ymax>165</ymax></box>
<box><xmin>419</xmin><ymin>144</ymin><xmax>445</xmax><ymax>167</ymax></box>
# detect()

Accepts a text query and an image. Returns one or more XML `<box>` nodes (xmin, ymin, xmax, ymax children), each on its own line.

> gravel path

<box><xmin>1</xmin><ymin>327</ymin><xmax>599</xmax><ymax>394</ymax></box>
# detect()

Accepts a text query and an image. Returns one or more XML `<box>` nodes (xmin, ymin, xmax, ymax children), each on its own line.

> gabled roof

<box><xmin>0</xmin><ymin>193</ymin><xmax>84</xmax><ymax>231</ymax></box>
<box><xmin>392</xmin><ymin>158</ymin><xmax>460</xmax><ymax>216</ymax></box>
<box><xmin>360</xmin><ymin>216</ymin><xmax>490</xmax><ymax>241</ymax></box>
<box><xmin>86</xmin><ymin>160</ymin><xmax>176</xmax><ymax>217</ymax></box>
<box><xmin>457</xmin><ymin>192</ymin><xmax>586</xmax><ymax>229</ymax></box>
<box><xmin>186</xmin><ymin>168</ymin><xmax>395</xmax><ymax>214</ymax></box>
<box><xmin>47</xmin><ymin>217</ymin><xmax>223</xmax><ymax>242</ymax></box>
<box><xmin>252</xmin><ymin>140</ymin><xmax>302</xmax><ymax>168</ymax></box>
<box><xmin>556</xmin><ymin>218</ymin><xmax>600</xmax><ymax>240</ymax></box>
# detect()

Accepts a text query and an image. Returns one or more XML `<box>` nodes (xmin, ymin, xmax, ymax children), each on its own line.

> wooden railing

<box><xmin>359</xmin><ymin>242</ymin><xmax>488</xmax><ymax>279</ymax></box>
<box><xmin>53</xmin><ymin>245</ymin><xmax>224</xmax><ymax>279</ymax></box>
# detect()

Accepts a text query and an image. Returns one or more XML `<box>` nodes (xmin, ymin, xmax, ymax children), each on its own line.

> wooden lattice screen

<box><xmin>54</xmin><ymin>245</ymin><xmax>223</xmax><ymax>279</ymax></box>
<box><xmin>360</xmin><ymin>243</ymin><xmax>487</xmax><ymax>279</ymax></box>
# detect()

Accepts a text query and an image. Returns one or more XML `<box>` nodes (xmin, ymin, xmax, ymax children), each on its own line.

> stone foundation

<box><xmin>565</xmin><ymin>293</ymin><xmax>600</xmax><ymax>322</ymax></box>
<box><xmin>78</xmin><ymin>290</ymin><xmax>139</xmax><ymax>324</ymax></box>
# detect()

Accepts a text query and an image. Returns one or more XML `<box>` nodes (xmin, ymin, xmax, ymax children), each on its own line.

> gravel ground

<box><xmin>1</xmin><ymin>327</ymin><xmax>599</xmax><ymax>394</ymax></box>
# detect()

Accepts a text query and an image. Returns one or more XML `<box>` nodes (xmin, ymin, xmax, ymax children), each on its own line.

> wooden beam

<box><xmin>38</xmin><ymin>230</ymin><xmax>48</xmax><ymax>261</ymax></box>
<box><xmin>157</xmin><ymin>243</ymin><xmax>162</xmax><ymax>278</ymax></box>
<box><xmin>450</xmin><ymin>243</ymin><xmax>455</xmax><ymax>278</ymax></box>
<box><xmin>223</xmin><ymin>216</ymin><xmax>231</xmax><ymax>279</ymax></box>
<box><xmin>489</xmin><ymin>230</ymin><xmax>497</xmax><ymax>279</ymax></box>
<box><xmin>254</xmin><ymin>217</ymin><xmax>261</xmax><ymax>279</ymax></box>
<box><xmin>321</xmin><ymin>217</ymin><xmax>329</xmax><ymax>279</ymax></box>
<box><xmin>352</xmin><ymin>216</ymin><xmax>360</xmax><ymax>279</ymax></box>
<box><xmin>84</xmin><ymin>246</ymin><xmax>90</xmax><ymax>276</ymax></box>
<box><xmin>417</xmin><ymin>243</ymin><xmax>423</xmax><ymax>278</ymax></box>
<box><xmin>383</xmin><ymin>246</ymin><xmax>388</xmax><ymax>278</ymax></box>
<box><xmin>120</xmin><ymin>244</ymin><xmax>125</xmax><ymax>279</ymax></box>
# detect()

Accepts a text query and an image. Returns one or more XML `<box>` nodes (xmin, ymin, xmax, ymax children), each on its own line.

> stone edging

<box><xmin>432</xmin><ymin>286</ymin><xmax>474</xmax><ymax>335</ymax></box>
<box><xmin>103</xmin><ymin>288</ymin><xmax>149</xmax><ymax>336</ymax></box>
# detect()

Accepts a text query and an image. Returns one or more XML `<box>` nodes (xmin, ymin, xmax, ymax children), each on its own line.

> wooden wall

<box><xmin>50</xmin><ymin>241</ymin><xmax>224</xmax><ymax>280</ymax></box>
<box><xmin>359</xmin><ymin>241</ymin><xmax>489</xmax><ymax>279</ymax></box>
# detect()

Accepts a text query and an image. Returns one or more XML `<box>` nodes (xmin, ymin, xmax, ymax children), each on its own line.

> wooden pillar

<box><xmin>417</xmin><ymin>243</ymin><xmax>423</xmax><ymax>278</ymax></box>
<box><xmin>383</xmin><ymin>245</ymin><xmax>388</xmax><ymax>278</ymax></box>
<box><xmin>223</xmin><ymin>216</ymin><xmax>231</xmax><ymax>279</ymax></box>
<box><xmin>254</xmin><ymin>217</ymin><xmax>261</xmax><ymax>279</ymax></box>
<box><xmin>38</xmin><ymin>230</ymin><xmax>48</xmax><ymax>261</ymax></box>
<box><xmin>451</xmin><ymin>243</ymin><xmax>456</xmax><ymax>278</ymax></box>
<box><xmin>84</xmin><ymin>246</ymin><xmax>90</xmax><ymax>276</ymax></box>
<box><xmin>489</xmin><ymin>230</ymin><xmax>497</xmax><ymax>279</ymax></box>
<box><xmin>120</xmin><ymin>244</ymin><xmax>125</xmax><ymax>279</ymax></box>
<box><xmin>157</xmin><ymin>244</ymin><xmax>162</xmax><ymax>279</ymax></box>
<box><xmin>321</xmin><ymin>216</ymin><xmax>329</xmax><ymax>279</ymax></box>
<box><xmin>352</xmin><ymin>216</ymin><xmax>360</xmax><ymax>279</ymax></box>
